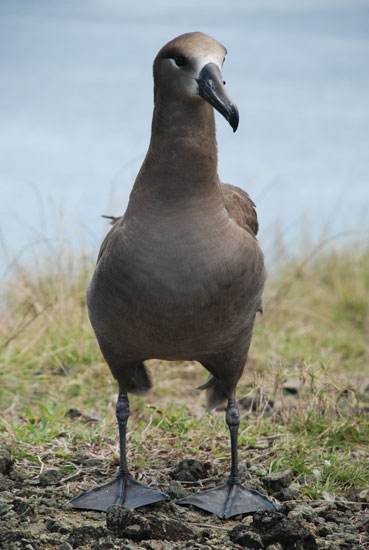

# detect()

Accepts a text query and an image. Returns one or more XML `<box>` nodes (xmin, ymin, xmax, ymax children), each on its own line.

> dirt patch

<box><xmin>0</xmin><ymin>448</ymin><xmax>368</xmax><ymax>550</ymax></box>
<box><xmin>106</xmin><ymin>505</ymin><xmax>195</xmax><ymax>542</ymax></box>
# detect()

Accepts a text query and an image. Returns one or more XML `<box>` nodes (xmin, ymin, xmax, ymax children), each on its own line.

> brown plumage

<box><xmin>71</xmin><ymin>32</ymin><xmax>275</xmax><ymax>518</ymax></box>
<box><xmin>88</xmin><ymin>32</ymin><xmax>265</xmax><ymax>406</ymax></box>
<box><xmin>221</xmin><ymin>184</ymin><xmax>259</xmax><ymax>236</ymax></box>
<box><xmin>102</xmin><ymin>184</ymin><xmax>259</xmax><ymax>235</ymax></box>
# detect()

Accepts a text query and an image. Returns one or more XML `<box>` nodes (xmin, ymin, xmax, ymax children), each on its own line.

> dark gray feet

<box><xmin>70</xmin><ymin>474</ymin><xmax>169</xmax><ymax>512</ymax></box>
<box><xmin>70</xmin><ymin>392</ymin><xmax>169</xmax><ymax>512</ymax></box>
<box><xmin>178</xmin><ymin>396</ymin><xmax>277</xmax><ymax>518</ymax></box>
<box><xmin>177</xmin><ymin>480</ymin><xmax>277</xmax><ymax>519</ymax></box>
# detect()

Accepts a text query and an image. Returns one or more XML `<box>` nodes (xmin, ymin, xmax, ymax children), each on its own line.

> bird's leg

<box><xmin>70</xmin><ymin>392</ymin><xmax>169</xmax><ymax>512</ymax></box>
<box><xmin>226</xmin><ymin>396</ymin><xmax>241</xmax><ymax>484</ymax></box>
<box><xmin>116</xmin><ymin>392</ymin><xmax>131</xmax><ymax>478</ymax></box>
<box><xmin>177</xmin><ymin>394</ymin><xmax>277</xmax><ymax>518</ymax></box>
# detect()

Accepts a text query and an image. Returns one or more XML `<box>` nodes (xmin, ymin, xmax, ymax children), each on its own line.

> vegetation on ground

<box><xmin>0</xmin><ymin>242</ymin><xmax>368</xmax><ymax>503</ymax></box>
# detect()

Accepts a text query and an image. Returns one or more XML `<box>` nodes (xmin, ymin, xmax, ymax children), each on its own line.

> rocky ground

<box><xmin>0</xmin><ymin>444</ymin><xmax>368</xmax><ymax>550</ymax></box>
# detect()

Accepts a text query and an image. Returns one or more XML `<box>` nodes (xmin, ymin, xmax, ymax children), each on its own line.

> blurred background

<box><xmin>1</xmin><ymin>0</ymin><xmax>368</xmax><ymax>273</ymax></box>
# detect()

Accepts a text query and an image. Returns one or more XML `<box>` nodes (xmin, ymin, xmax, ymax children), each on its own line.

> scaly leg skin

<box><xmin>70</xmin><ymin>393</ymin><xmax>169</xmax><ymax>512</ymax></box>
<box><xmin>177</xmin><ymin>396</ymin><xmax>278</xmax><ymax>519</ymax></box>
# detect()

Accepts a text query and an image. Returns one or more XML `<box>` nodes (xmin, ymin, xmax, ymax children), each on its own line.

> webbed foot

<box><xmin>70</xmin><ymin>475</ymin><xmax>169</xmax><ymax>512</ymax></box>
<box><xmin>177</xmin><ymin>481</ymin><xmax>277</xmax><ymax>519</ymax></box>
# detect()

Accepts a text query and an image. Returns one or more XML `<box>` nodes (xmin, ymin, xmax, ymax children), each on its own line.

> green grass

<box><xmin>0</xmin><ymin>244</ymin><xmax>368</xmax><ymax>501</ymax></box>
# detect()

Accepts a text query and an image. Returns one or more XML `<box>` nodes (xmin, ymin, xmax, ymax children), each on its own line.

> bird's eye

<box><xmin>174</xmin><ymin>55</ymin><xmax>187</xmax><ymax>67</ymax></box>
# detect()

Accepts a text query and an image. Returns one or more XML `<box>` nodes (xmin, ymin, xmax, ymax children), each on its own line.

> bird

<box><xmin>70</xmin><ymin>31</ymin><xmax>277</xmax><ymax>519</ymax></box>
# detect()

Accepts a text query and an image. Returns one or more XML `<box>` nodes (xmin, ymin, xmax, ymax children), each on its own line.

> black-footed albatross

<box><xmin>71</xmin><ymin>31</ymin><xmax>277</xmax><ymax>519</ymax></box>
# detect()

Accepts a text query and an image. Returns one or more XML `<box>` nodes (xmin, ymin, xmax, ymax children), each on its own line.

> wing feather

<box><xmin>221</xmin><ymin>183</ymin><xmax>259</xmax><ymax>236</ymax></box>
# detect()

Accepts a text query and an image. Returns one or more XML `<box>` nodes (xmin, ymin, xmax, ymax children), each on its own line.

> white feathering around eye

<box><xmin>168</xmin><ymin>58</ymin><xmax>181</xmax><ymax>69</ymax></box>
<box><xmin>167</xmin><ymin>54</ymin><xmax>223</xmax><ymax>72</ymax></box>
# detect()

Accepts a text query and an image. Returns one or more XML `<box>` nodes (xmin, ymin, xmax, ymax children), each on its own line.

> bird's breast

<box><xmin>87</xmin><ymin>215</ymin><xmax>264</xmax><ymax>359</ymax></box>
<box><xmin>121</xmin><ymin>219</ymin><xmax>254</xmax><ymax>301</ymax></box>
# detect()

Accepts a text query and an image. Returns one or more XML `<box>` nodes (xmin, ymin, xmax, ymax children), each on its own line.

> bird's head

<box><xmin>153</xmin><ymin>32</ymin><xmax>239</xmax><ymax>132</ymax></box>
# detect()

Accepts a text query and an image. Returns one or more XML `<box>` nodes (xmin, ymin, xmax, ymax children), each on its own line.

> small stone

<box><xmin>39</xmin><ymin>469</ymin><xmax>63</xmax><ymax>486</ymax></box>
<box><xmin>66</xmin><ymin>408</ymin><xmax>101</xmax><ymax>422</ymax></box>
<box><xmin>46</xmin><ymin>518</ymin><xmax>70</xmax><ymax>534</ymax></box>
<box><xmin>323</xmin><ymin>522</ymin><xmax>340</xmax><ymax>535</ymax></box>
<box><xmin>125</xmin><ymin>524</ymin><xmax>143</xmax><ymax>536</ymax></box>
<box><xmin>0</xmin><ymin>474</ymin><xmax>14</xmax><ymax>490</ymax></box>
<box><xmin>23</xmin><ymin>479</ymin><xmax>40</xmax><ymax>486</ymax></box>
<box><xmin>149</xmin><ymin>512</ymin><xmax>195</xmax><ymax>542</ymax></box>
<box><xmin>66</xmin><ymin>408</ymin><xmax>83</xmax><ymax>419</ymax></box>
<box><xmin>166</xmin><ymin>480</ymin><xmax>188</xmax><ymax>499</ymax></box>
<box><xmin>252</xmin><ymin>510</ymin><xmax>318</xmax><ymax>550</ymax></box>
<box><xmin>0</xmin><ymin>498</ymin><xmax>12</xmax><ymax>516</ymax></box>
<box><xmin>169</xmin><ymin>501</ymin><xmax>187</xmax><ymax>514</ymax></box>
<box><xmin>0</xmin><ymin>444</ymin><xmax>13</xmax><ymax>475</ymax></box>
<box><xmin>288</xmin><ymin>504</ymin><xmax>316</xmax><ymax>521</ymax></box>
<box><xmin>82</xmin><ymin>411</ymin><xmax>102</xmax><ymax>423</ymax></box>
<box><xmin>241</xmin><ymin>515</ymin><xmax>254</xmax><ymax>527</ymax></box>
<box><xmin>60</xmin><ymin>543</ymin><xmax>73</xmax><ymax>550</ymax></box>
<box><xmin>171</xmin><ymin>459</ymin><xmax>212</xmax><ymax>482</ymax></box>
<box><xmin>67</xmin><ymin>524</ymin><xmax>107</xmax><ymax>547</ymax></box>
<box><xmin>277</xmin><ymin>485</ymin><xmax>300</xmax><ymax>501</ymax></box>
<box><xmin>317</xmin><ymin>522</ymin><xmax>333</xmax><ymax>537</ymax></box>
<box><xmin>262</xmin><ymin>470</ymin><xmax>294</xmax><ymax>491</ymax></box>
<box><xmin>106</xmin><ymin>505</ymin><xmax>151</xmax><ymax>540</ymax></box>
<box><xmin>229</xmin><ymin>528</ymin><xmax>264</xmax><ymax>549</ymax></box>
<box><xmin>106</xmin><ymin>505</ymin><xmax>135</xmax><ymax>530</ymax></box>
<box><xmin>266</xmin><ymin>545</ymin><xmax>283</xmax><ymax>550</ymax></box>
<box><xmin>324</xmin><ymin>511</ymin><xmax>348</xmax><ymax>524</ymax></box>
<box><xmin>314</xmin><ymin>503</ymin><xmax>336</xmax><ymax>518</ymax></box>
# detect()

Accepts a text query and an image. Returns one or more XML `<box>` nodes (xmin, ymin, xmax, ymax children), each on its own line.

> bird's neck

<box><xmin>131</xmin><ymin>97</ymin><xmax>221</xmax><ymax>206</ymax></box>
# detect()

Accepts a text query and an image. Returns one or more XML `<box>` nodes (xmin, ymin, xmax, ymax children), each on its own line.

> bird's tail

<box><xmin>126</xmin><ymin>363</ymin><xmax>152</xmax><ymax>396</ymax></box>
<box><xmin>197</xmin><ymin>375</ymin><xmax>227</xmax><ymax>411</ymax></box>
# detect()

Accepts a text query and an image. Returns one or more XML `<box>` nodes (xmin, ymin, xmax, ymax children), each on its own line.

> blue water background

<box><xmin>1</xmin><ymin>0</ymin><xmax>368</xmax><ymax>273</ymax></box>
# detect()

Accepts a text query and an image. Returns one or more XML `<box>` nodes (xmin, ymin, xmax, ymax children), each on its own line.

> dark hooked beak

<box><xmin>197</xmin><ymin>62</ymin><xmax>239</xmax><ymax>132</ymax></box>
